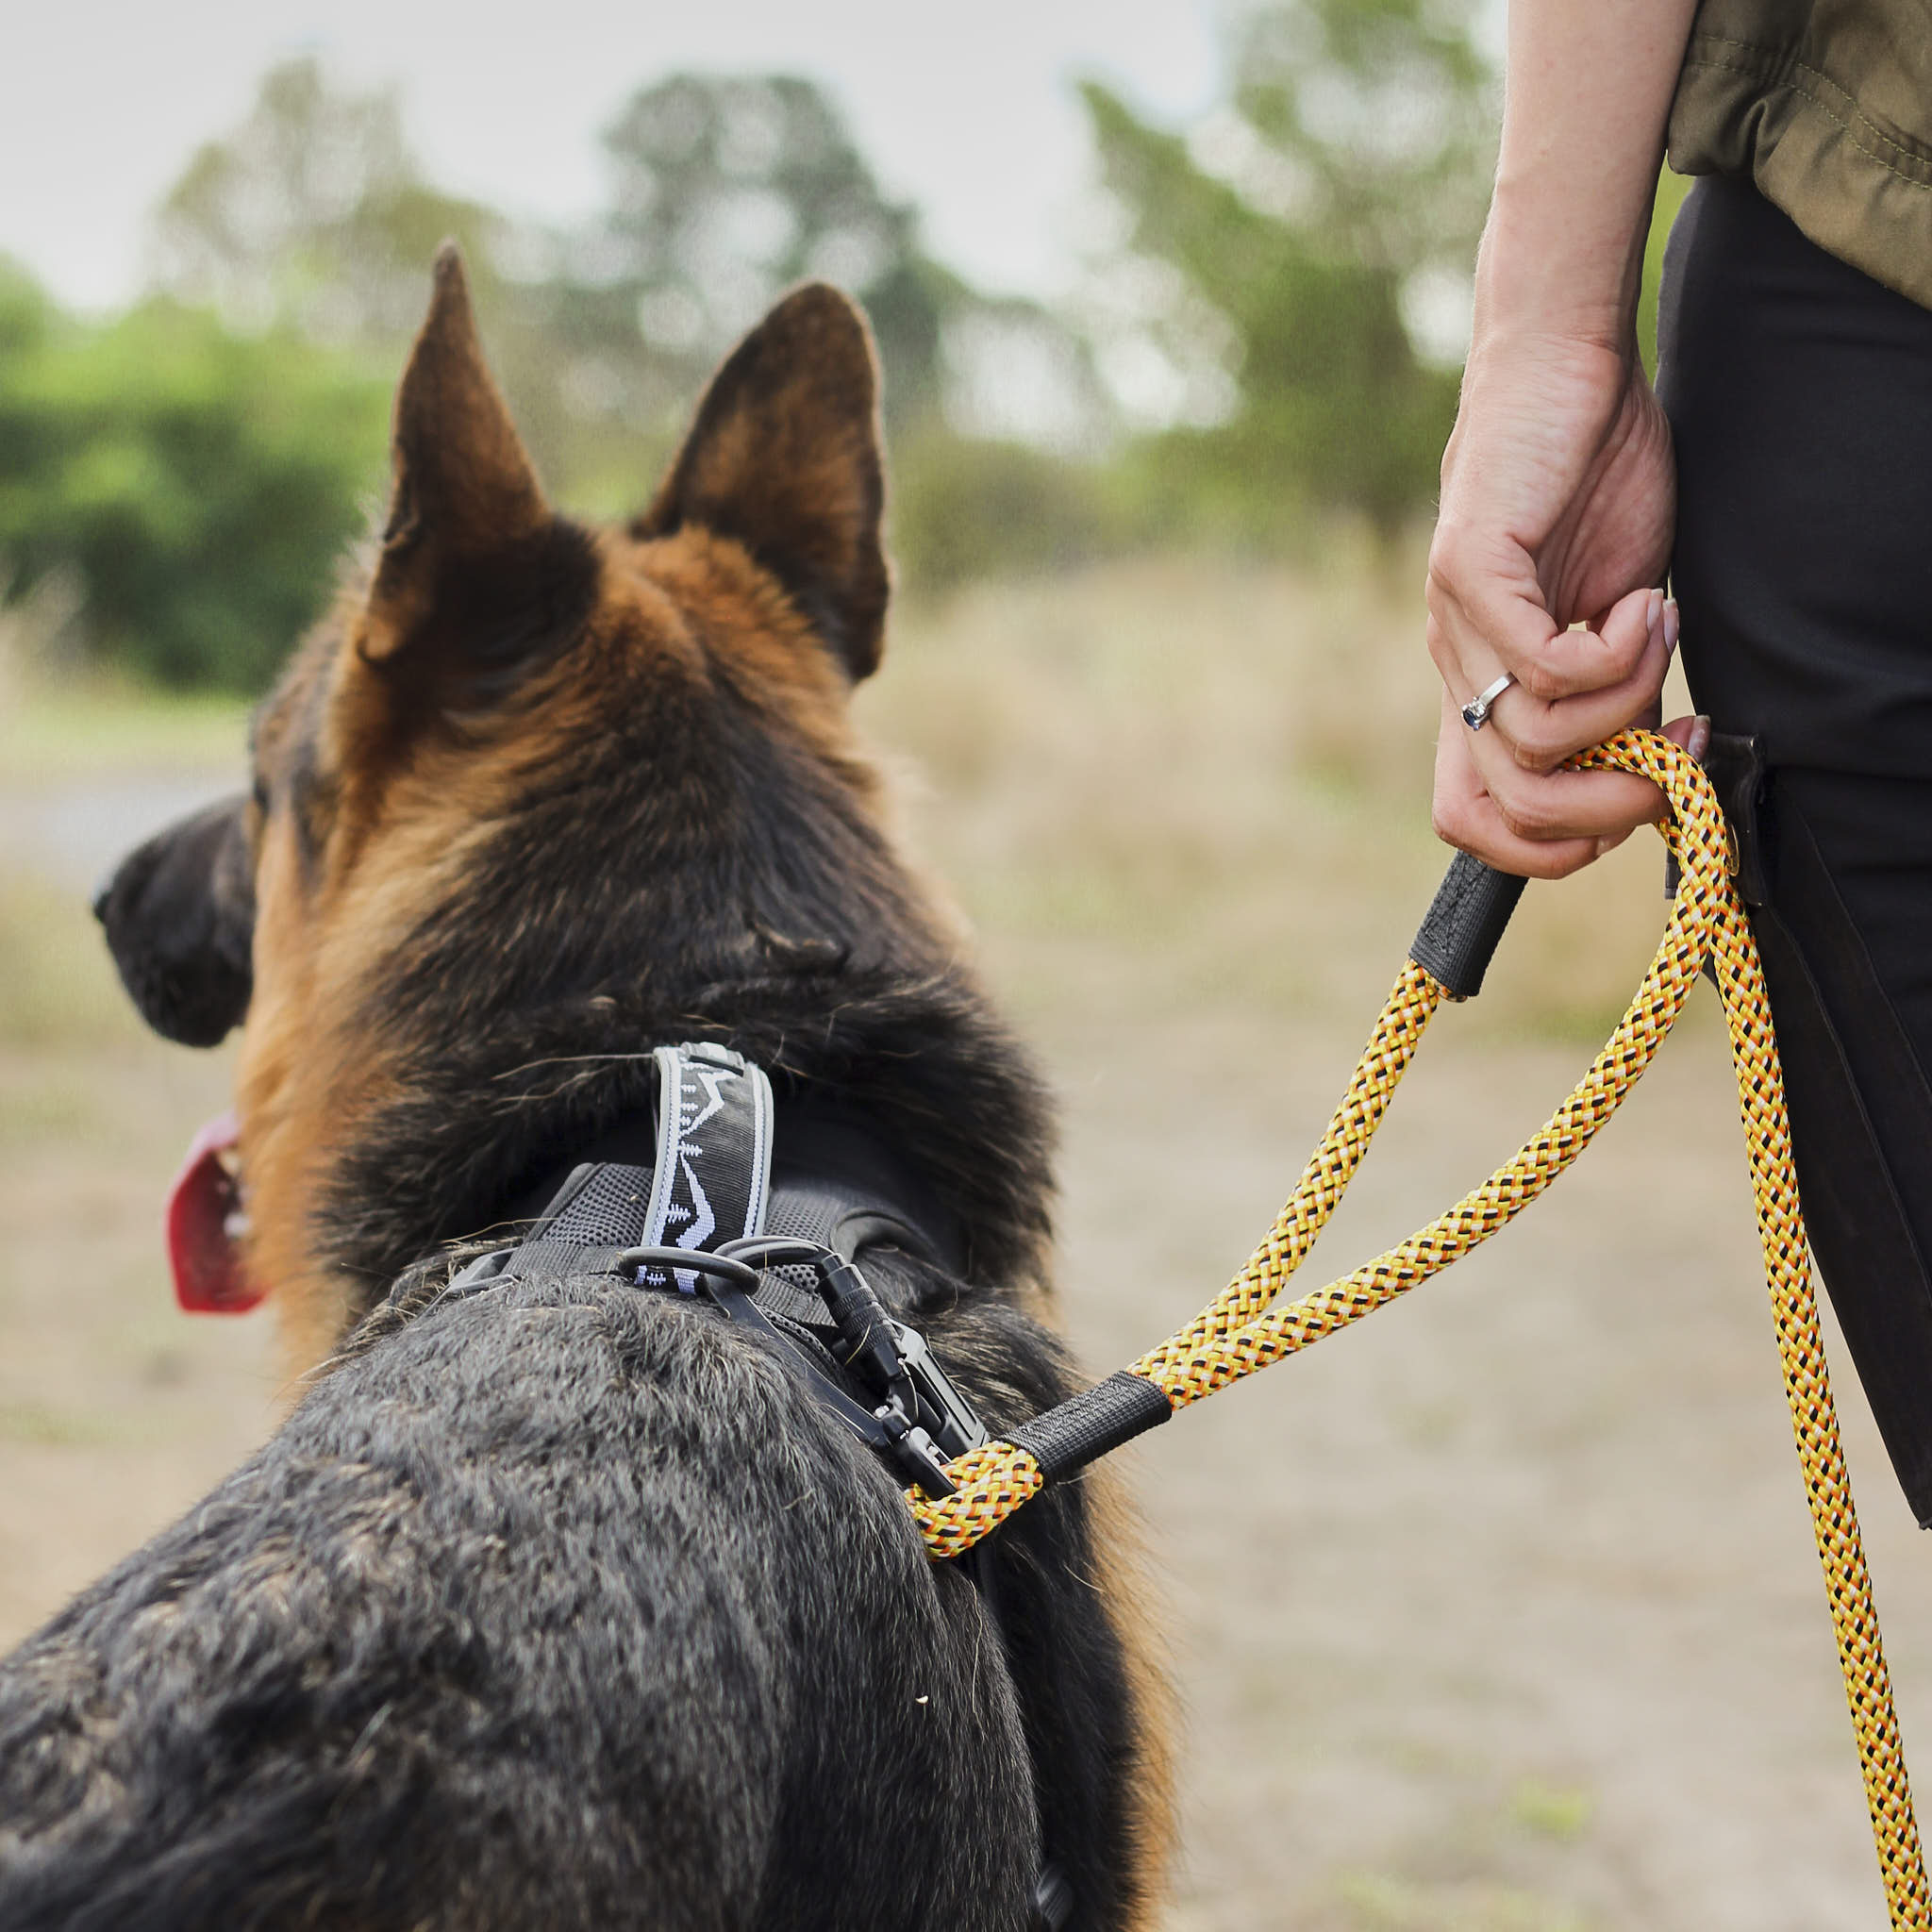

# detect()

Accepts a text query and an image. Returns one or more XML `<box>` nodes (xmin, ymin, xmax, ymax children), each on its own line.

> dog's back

<box><xmin>3</xmin><ymin>1265</ymin><xmax>1087</xmax><ymax>1929</ymax></box>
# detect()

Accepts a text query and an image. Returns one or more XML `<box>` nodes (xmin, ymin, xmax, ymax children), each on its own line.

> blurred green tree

<box><xmin>149</xmin><ymin>58</ymin><xmax>614</xmax><ymax>506</ymax></box>
<box><xmin>154</xmin><ymin>57</ymin><xmax>502</xmax><ymax>345</ymax></box>
<box><xmin>1080</xmin><ymin>0</ymin><xmax>1497</xmax><ymax>538</ymax></box>
<box><xmin>569</xmin><ymin>73</ymin><xmax>1111</xmax><ymax>462</ymax></box>
<box><xmin>2</xmin><ymin>60</ymin><xmax>1134</xmax><ymax>694</ymax></box>
<box><xmin>151</xmin><ymin>62</ymin><xmax>1109</xmax><ymax>518</ymax></box>
<box><xmin>0</xmin><ymin>264</ymin><xmax>388</xmax><ymax>691</ymax></box>
<box><xmin>584</xmin><ymin>73</ymin><xmax>946</xmax><ymax>429</ymax></box>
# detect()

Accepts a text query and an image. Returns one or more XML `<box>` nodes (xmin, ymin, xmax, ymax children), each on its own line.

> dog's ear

<box><xmin>637</xmin><ymin>283</ymin><xmax>889</xmax><ymax>682</ymax></box>
<box><xmin>360</xmin><ymin>247</ymin><xmax>594</xmax><ymax>687</ymax></box>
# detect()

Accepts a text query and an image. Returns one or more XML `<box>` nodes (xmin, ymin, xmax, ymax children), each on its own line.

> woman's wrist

<box><xmin>1472</xmin><ymin>0</ymin><xmax>1701</xmax><ymax>350</ymax></box>
<box><xmin>1472</xmin><ymin>179</ymin><xmax>1652</xmax><ymax>353</ymax></box>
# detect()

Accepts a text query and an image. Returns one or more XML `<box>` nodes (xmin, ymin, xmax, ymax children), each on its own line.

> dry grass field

<box><xmin>6</xmin><ymin>552</ymin><xmax>1931</xmax><ymax>1928</ymax></box>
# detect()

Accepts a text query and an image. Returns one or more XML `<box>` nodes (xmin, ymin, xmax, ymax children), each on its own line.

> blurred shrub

<box><xmin>890</xmin><ymin>430</ymin><xmax>1130</xmax><ymax>593</ymax></box>
<box><xmin>0</xmin><ymin>264</ymin><xmax>388</xmax><ymax>691</ymax></box>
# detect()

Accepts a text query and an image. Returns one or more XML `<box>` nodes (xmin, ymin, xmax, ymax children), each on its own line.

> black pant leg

<box><xmin>1658</xmin><ymin>173</ymin><xmax>1932</xmax><ymax>1522</ymax></box>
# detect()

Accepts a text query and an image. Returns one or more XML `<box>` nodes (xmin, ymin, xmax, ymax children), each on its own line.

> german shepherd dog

<box><xmin>0</xmin><ymin>255</ymin><xmax>1172</xmax><ymax>1930</ymax></box>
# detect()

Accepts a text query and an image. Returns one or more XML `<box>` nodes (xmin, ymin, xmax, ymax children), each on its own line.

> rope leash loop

<box><xmin>911</xmin><ymin>728</ymin><xmax>1724</xmax><ymax>1551</ymax></box>
<box><xmin>908</xmin><ymin>726</ymin><xmax>1930</xmax><ymax>1924</ymax></box>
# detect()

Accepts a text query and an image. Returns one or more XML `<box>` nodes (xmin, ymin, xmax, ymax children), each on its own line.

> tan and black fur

<box><xmin>4</xmin><ymin>254</ymin><xmax>1172</xmax><ymax>1929</ymax></box>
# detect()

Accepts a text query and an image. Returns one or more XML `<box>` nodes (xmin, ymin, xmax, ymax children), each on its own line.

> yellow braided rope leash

<box><xmin>909</xmin><ymin>726</ymin><xmax>1930</xmax><ymax>1925</ymax></box>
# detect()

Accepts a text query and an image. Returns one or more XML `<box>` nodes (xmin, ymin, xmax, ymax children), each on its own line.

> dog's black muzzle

<box><xmin>93</xmin><ymin>793</ymin><xmax>255</xmax><ymax>1048</ymax></box>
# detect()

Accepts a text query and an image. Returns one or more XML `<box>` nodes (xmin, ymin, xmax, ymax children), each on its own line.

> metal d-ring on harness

<box><xmin>908</xmin><ymin>728</ymin><xmax>1932</xmax><ymax>1928</ymax></box>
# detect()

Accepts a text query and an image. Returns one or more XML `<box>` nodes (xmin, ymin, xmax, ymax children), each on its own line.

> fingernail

<box><xmin>1689</xmin><ymin>713</ymin><xmax>1711</xmax><ymax>761</ymax></box>
<box><xmin>1664</xmin><ymin>596</ymin><xmax>1680</xmax><ymax>654</ymax></box>
<box><xmin>1646</xmin><ymin>589</ymin><xmax>1664</xmax><ymax>634</ymax></box>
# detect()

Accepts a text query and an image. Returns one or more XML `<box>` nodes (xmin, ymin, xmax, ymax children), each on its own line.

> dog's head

<box><xmin>97</xmin><ymin>249</ymin><xmax>964</xmax><ymax>1363</ymax></box>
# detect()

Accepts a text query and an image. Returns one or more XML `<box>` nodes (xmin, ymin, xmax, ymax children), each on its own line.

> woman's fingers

<box><xmin>1429</xmin><ymin>692</ymin><xmax>1702</xmax><ymax>879</ymax></box>
<box><xmin>1663</xmin><ymin>711</ymin><xmax>1712</xmax><ymax>761</ymax></box>
<box><xmin>1475</xmin><ymin>605</ymin><xmax>1674</xmax><ymax>789</ymax></box>
<box><xmin>1432</xmin><ymin>698</ymin><xmax>1600</xmax><ymax>879</ymax></box>
<box><xmin>1424</xmin><ymin>525</ymin><xmax>1562</xmax><ymax>689</ymax></box>
<box><xmin>1492</xmin><ymin>611</ymin><xmax>1674</xmax><ymax>771</ymax></box>
<box><xmin>1443</xmin><ymin>586</ymin><xmax>1674</xmax><ymax>775</ymax></box>
<box><xmin>1428</xmin><ymin>521</ymin><xmax>1668</xmax><ymax>707</ymax></box>
<box><xmin>1467</xmin><ymin>739</ymin><xmax>1669</xmax><ymax>841</ymax></box>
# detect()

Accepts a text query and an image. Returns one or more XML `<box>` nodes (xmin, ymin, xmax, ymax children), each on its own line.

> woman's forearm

<box><xmin>1476</xmin><ymin>0</ymin><xmax>1702</xmax><ymax>345</ymax></box>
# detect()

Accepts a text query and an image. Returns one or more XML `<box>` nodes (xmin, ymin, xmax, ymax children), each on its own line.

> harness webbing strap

<box><xmin>907</xmin><ymin>728</ymin><xmax>1930</xmax><ymax>1927</ymax></box>
<box><xmin>642</xmin><ymin>1042</ymin><xmax>773</xmax><ymax>1291</ymax></box>
<box><xmin>481</xmin><ymin>1042</ymin><xmax>773</xmax><ymax>1295</ymax></box>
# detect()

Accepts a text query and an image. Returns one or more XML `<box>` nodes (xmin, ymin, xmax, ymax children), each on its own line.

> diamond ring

<box><xmin>1460</xmin><ymin>672</ymin><xmax>1514</xmax><ymax>731</ymax></box>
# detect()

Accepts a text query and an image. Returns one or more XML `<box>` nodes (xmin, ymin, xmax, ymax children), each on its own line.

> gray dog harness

<box><xmin>491</xmin><ymin>1043</ymin><xmax>774</xmax><ymax>1293</ymax></box>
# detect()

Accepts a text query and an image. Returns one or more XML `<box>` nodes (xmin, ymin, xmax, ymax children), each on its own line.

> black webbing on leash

<box><xmin>1409</xmin><ymin>851</ymin><xmax>1527</xmax><ymax>999</ymax></box>
<box><xmin>1008</xmin><ymin>1372</ymin><xmax>1174</xmax><ymax>1483</ymax></box>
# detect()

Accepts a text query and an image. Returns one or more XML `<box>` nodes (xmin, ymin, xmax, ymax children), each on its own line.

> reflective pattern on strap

<box><xmin>484</xmin><ymin>1043</ymin><xmax>774</xmax><ymax>1294</ymax></box>
<box><xmin>641</xmin><ymin>1043</ymin><xmax>773</xmax><ymax>1291</ymax></box>
<box><xmin>907</xmin><ymin>729</ymin><xmax>1930</xmax><ymax>1925</ymax></box>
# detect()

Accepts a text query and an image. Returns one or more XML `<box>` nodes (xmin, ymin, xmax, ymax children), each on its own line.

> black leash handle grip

<box><xmin>1008</xmin><ymin>1371</ymin><xmax>1174</xmax><ymax>1484</ymax></box>
<box><xmin>1409</xmin><ymin>852</ymin><xmax>1527</xmax><ymax>999</ymax></box>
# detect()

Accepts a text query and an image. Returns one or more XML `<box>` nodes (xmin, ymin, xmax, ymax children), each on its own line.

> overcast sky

<box><xmin>3</xmin><ymin>0</ymin><xmax>1228</xmax><ymax>314</ymax></box>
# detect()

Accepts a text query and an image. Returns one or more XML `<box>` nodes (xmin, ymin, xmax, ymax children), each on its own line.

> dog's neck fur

<box><xmin>242</xmin><ymin>601</ymin><xmax>1064</xmax><ymax>1372</ymax></box>
<box><xmin>316</xmin><ymin>957</ymin><xmax>1057</xmax><ymax>1331</ymax></box>
<box><xmin>308</xmin><ymin>640</ymin><xmax>1057</xmax><ymax>1327</ymax></box>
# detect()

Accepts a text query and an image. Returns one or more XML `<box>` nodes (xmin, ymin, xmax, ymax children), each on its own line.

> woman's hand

<box><xmin>1426</xmin><ymin>327</ymin><xmax>1702</xmax><ymax>878</ymax></box>
<box><xmin>1420</xmin><ymin>0</ymin><xmax>1705</xmax><ymax>876</ymax></box>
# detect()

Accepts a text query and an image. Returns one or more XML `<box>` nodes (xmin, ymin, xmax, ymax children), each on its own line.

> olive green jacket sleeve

<box><xmin>1669</xmin><ymin>0</ymin><xmax>1932</xmax><ymax>308</ymax></box>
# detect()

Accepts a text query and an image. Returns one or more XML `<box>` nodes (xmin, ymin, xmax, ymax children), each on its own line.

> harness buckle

<box><xmin>713</xmin><ymin>1236</ymin><xmax>991</xmax><ymax>1497</ymax></box>
<box><xmin>889</xmin><ymin>1316</ymin><xmax>989</xmax><ymax>1463</ymax></box>
<box><xmin>873</xmin><ymin>1404</ymin><xmax>958</xmax><ymax>1495</ymax></box>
